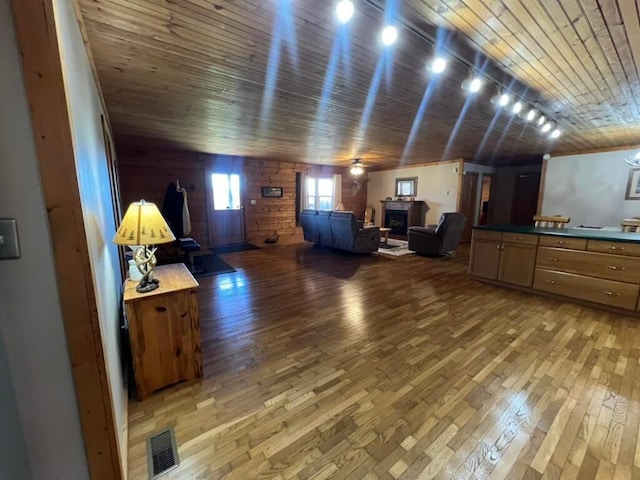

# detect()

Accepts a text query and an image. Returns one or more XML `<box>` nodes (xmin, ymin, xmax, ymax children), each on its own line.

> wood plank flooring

<box><xmin>128</xmin><ymin>244</ymin><xmax>640</xmax><ymax>479</ymax></box>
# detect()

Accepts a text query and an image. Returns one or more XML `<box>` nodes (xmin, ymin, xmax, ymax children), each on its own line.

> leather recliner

<box><xmin>408</xmin><ymin>212</ymin><xmax>466</xmax><ymax>256</ymax></box>
<box><xmin>300</xmin><ymin>210</ymin><xmax>380</xmax><ymax>253</ymax></box>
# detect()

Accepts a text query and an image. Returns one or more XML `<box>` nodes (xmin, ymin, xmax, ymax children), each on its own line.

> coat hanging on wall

<box><xmin>162</xmin><ymin>182</ymin><xmax>184</xmax><ymax>237</ymax></box>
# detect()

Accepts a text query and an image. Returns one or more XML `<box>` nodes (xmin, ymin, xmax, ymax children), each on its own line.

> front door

<box><xmin>208</xmin><ymin>172</ymin><xmax>245</xmax><ymax>246</ymax></box>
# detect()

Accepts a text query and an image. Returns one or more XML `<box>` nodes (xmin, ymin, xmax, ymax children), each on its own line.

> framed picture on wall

<box><xmin>626</xmin><ymin>169</ymin><xmax>640</xmax><ymax>200</ymax></box>
<box><xmin>261</xmin><ymin>186</ymin><xmax>283</xmax><ymax>198</ymax></box>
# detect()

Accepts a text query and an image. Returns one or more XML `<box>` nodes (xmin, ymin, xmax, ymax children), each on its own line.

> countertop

<box><xmin>473</xmin><ymin>225</ymin><xmax>640</xmax><ymax>243</ymax></box>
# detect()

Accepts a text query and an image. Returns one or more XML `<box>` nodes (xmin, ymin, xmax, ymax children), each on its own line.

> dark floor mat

<box><xmin>193</xmin><ymin>254</ymin><xmax>236</xmax><ymax>278</ymax></box>
<box><xmin>209</xmin><ymin>243</ymin><xmax>260</xmax><ymax>255</ymax></box>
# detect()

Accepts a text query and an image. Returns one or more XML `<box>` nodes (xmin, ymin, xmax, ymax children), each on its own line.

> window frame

<box><xmin>307</xmin><ymin>176</ymin><xmax>334</xmax><ymax>211</ymax></box>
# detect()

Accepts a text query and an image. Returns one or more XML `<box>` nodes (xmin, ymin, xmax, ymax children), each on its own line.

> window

<box><xmin>307</xmin><ymin>177</ymin><xmax>333</xmax><ymax>210</ymax></box>
<box><xmin>395</xmin><ymin>177</ymin><xmax>417</xmax><ymax>197</ymax></box>
<box><xmin>211</xmin><ymin>173</ymin><xmax>241</xmax><ymax>210</ymax></box>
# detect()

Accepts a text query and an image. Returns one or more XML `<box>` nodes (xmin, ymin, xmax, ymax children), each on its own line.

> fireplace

<box><xmin>385</xmin><ymin>210</ymin><xmax>408</xmax><ymax>235</ymax></box>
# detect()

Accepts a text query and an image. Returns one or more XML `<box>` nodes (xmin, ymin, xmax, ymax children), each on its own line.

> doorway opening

<box><xmin>479</xmin><ymin>174</ymin><xmax>495</xmax><ymax>225</ymax></box>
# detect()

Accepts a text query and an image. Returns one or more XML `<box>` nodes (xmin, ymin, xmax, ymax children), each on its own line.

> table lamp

<box><xmin>113</xmin><ymin>200</ymin><xmax>176</xmax><ymax>293</ymax></box>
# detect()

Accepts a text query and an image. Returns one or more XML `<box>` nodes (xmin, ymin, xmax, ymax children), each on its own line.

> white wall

<box><xmin>53</xmin><ymin>0</ymin><xmax>127</xmax><ymax>470</ymax></box>
<box><xmin>542</xmin><ymin>149</ymin><xmax>640</xmax><ymax>227</ymax></box>
<box><xmin>367</xmin><ymin>161</ymin><xmax>461</xmax><ymax>225</ymax></box>
<box><xmin>0</xmin><ymin>0</ymin><xmax>89</xmax><ymax>476</ymax></box>
<box><xmin>0</xmin><ymin>331</ymin><xmax>30</xmax><ymax>480</ymax></box>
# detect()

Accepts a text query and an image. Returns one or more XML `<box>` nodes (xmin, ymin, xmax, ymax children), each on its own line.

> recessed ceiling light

<box><xmin>380</xmin><ymin>26</ymin><xmax>398</xmax><ymax>46</ymax></box>
<box><xmin>526</xmin><ymin>109</ymin><xmax>537</xmax><ymax>121</ymax></box>
<box><xmin>428</xmin><ymin>56</ymin><xmax>447</xmax><ymax>74</ymax></box>
<box><xmin>550</xmin><ymin>129</ymin><xmax>561</xmax><ymax>139</ymax></box>
<box><xmin>512</xmin><ymin>101</ymin><xmax>522</xmax><ymax>114</ymax></box>
<box><xmin>335</xmin><ymin>0</ymin><xmax>354</xmax><ymax>24</ymax></box>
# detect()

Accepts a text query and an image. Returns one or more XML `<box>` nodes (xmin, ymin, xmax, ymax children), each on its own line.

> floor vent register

<box><xmin>146</xmin><ymin>428</ymin><xmax>180</xmax><ymax>478</ymax></box>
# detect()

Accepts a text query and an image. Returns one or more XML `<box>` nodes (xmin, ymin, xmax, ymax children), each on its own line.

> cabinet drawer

<box><xmin>472</xmin><ymin>229</ymin><xmax>502</xmax><ymax>241</ymax></box>
<box><xmin>588</xmin><ymin>240</ymin><xmax>640</xmax><ymax>257</ymax></box>
<box><xmin>501</xmin><ymin>232</ymin><xmax>539</xmax><ymax>245</ymax></box>
<box><xmin>538</xmin><ymin>236</ymin><xmax>587</xmax><ymax>250</ymax></box>
<box><xmin>533</xmin><ymin>269</ymin><xmax>639</xmax><ymax>310</ymax></box>
<box><xmin>536</xmin><ymin>247</ymin><xmax>640</xmax><ymax>283</ymax></box>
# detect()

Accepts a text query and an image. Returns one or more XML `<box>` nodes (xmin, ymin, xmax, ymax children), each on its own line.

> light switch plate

<box><xmin>0</xmin><ymin>219</ymin><xmax>20</xmax><ymax>259</ymax></box>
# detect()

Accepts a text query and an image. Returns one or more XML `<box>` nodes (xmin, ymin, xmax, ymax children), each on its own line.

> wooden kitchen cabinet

<box><xmin>498</xmin><ymin>242</ymin><xmax>537</xmax><ymax>287</ymax></box>
<box><xmin>469</xmin><ymin>240</ymin><xmax>501</xmax><ymax>280</ymax></box>
<box><xmin>124</xmin><ymin>263</ymin><xmax>202</xmax><ymax>400</ymax></box>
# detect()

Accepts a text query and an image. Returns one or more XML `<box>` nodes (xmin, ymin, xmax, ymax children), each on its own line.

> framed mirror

<box><xmin>395</xmin><ymin>177</ymin><xmax>417</xmax><ymax>197</ymax></box>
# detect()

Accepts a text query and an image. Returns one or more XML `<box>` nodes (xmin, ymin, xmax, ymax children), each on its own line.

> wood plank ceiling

<box><xmin>78</xmin><ymin>0</ymin><xmax>640</xmax><ymax>167</ymax></box>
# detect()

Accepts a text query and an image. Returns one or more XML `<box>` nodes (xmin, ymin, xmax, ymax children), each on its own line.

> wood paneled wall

<box><xmin>117</xmin><ymin>146</ymin><xmax>368</xmax><ymax>248</ymax></box>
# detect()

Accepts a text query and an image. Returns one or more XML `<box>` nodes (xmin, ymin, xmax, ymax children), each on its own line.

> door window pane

<box><xmin>212</xmin><ymin>173</ymin><xmax>241</xmax><ymax>210</ymax></box>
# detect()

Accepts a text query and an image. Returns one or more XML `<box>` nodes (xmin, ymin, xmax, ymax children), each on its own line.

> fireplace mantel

<box><xmin>380</xmin><ymin>200</ymin><xmax>427</xmax><ymax>235</ymax></box>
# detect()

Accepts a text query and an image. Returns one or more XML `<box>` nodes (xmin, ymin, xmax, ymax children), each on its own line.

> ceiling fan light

<box><xmin>335</xmin><ymin>0</ymin><xmax>354</xmax><ymax>24</ymax></box>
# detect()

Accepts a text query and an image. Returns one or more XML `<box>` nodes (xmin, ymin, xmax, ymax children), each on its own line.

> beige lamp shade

<box><xmin>113</xmin><ymin>200</ymin><xmax>176</xmax><ymax>245</ymax></box>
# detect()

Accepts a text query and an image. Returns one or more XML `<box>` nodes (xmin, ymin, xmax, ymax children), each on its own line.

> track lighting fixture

<box><xmin>380</xmin><ymin>26</ymin><xmax>398</xmax><ymax>46</ymax></box>
<box><xmin>427</xmin><ymin>56</ymin><xmax>447</xmax><ymax>74</ymax></box>
<box><xmin>335</xmin><ymin>0</ymin><xmax>354</xmax><ymax>24</ymax></box>
<box><xmin>490</xmin><ymin>87</ymin><xmax>511</xmax><ymax>107</ymax></box>
<box><xmin>537</xmin><ymin>115</ymin><xmax>546</xmax><ymax>127</ymax></box>
<box><xmin>541</xmin><ymin>122</ymin><xmax>552</xmax><ymax>133</ymax></box>
<box><xmin>461</xmin><ymin>71</ymin><xmax>483</xmax><ymax>93</ymax></box>
<box><xmin>550</xmin><ymin>128</ymin><xmax>561</xmax><ymax>139</ymax></box>
<box><xmin>525</xmin><ymin>108</ymin><xmax>537</xmax><ymax>122</ymax></box>
<box><xmin>511</xmin><ymin>101</ymin><xmax>523</xmax><ymax>114</ymax></box>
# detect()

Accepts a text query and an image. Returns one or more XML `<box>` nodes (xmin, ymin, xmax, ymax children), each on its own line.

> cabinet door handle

<box><xmin>557</xmin><ymin>241</ymin><xmax>566</xmax><ymax>245</ymax></box>
<box><xmin>545</xmin><ymin>280</ymin><xmax>559</xmax><ymax>285</ymax></box>
<box><xmin>550</xmin><ymin>257</ymin><xmax>561</xmax><ymax>262</ymax></box>
<box><xmin>514</xmin><ymin>236</ymin><xmax>524</xmax><ymax>240</ymax></box>
<box><xmin>601</xmin><ymin>291</ymin><xmax>621</xmax><ymax>296</ymax></box>
<box><xmin>607</xmin><ymin>265</ymin><xmax>625</xmax><ymax>271</ymax></box>
<box><xmin>608</xmin><ymin>245</ymin><xmax>625</xmax><ymax>251</ymax></box>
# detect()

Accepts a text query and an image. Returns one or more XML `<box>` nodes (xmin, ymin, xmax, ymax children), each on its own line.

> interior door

<box><xmin>511</xmin><ymin>172</ymin><xmax>541</xmax><ymax>225</ymax></box>
<box><xmin>208</xmin><ymin>173</ymin><xmax>245</xmax><ymax>246</ymax></box>
<box><xmin>459</xmin><ymin>172</ymin><xmax>479</xmax><ymax>243</ymax></box>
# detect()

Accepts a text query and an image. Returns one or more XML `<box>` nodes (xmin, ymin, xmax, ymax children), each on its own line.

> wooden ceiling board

<box><xmin>78</xmin><ymin>0</ymin><xmax>640</xmax><ymax>168</ymax></box>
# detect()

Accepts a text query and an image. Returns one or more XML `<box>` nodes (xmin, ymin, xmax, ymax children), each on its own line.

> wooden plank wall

<box><xmin>117</xmin><ymin>146</ymin><xmax>209</xmax><ymax>247</ymax></box>
<box><xmin>117</xmin><ymin>146</ymin><xmax>368</xmax><ymax>247</ymax></box>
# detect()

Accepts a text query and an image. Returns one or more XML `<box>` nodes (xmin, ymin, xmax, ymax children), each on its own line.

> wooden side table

<box><xmin>124</xmin><ymin>263</ymin><xmax>202</xmax><ymax>400</ymax></box>
<box><xmin>379</xmin><ymin>227</ymin><xmax>391</xmax><ymax>246</ymax></box>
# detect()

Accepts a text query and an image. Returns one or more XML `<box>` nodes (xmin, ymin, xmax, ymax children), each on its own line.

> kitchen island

<box><xmin>470</xmin><ymin>225</ymin><xmax>640</xmax><ymax>314</ymax></box>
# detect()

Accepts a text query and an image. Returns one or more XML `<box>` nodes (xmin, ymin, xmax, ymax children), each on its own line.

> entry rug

<box><xmin>210</xmin><ymin>243</ymin><xmax>260</xmax><ymax>255</ymax></box>
<box><xmin>376</xmin><ymin>239</ymin><xmax>415</xmax><ymax>257</ymax></box>
<box><xmin>193</xmin><ymin>254</ymin><xmax>236</xmax><ymax>277</ymax></box>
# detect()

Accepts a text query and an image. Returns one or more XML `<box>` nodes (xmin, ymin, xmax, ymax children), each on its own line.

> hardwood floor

<box><xmin>128</xmin><ymin>244</ymin><xmax>640</xmax><ymax>479</ymax></box>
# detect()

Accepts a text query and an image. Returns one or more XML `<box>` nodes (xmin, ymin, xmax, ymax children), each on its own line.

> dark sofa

<box><xmin>408</xmin><ymin>212</ymin><xmax>466</xmax><ymax>256</ymax></box>
<box><xmin>300</xmin><ymin>210</ymin><xmax>380</xmax><ymax>253</ymax></box>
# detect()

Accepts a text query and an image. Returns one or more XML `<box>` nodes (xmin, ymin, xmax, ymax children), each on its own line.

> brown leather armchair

<box><xmin>408</xmin><ymin>213</ymin><xmax>466</xmax><ymax>256</ymax></box>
